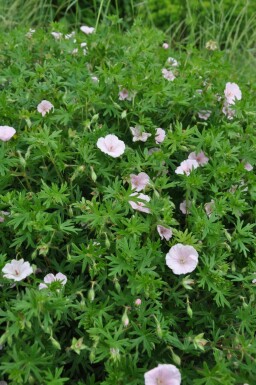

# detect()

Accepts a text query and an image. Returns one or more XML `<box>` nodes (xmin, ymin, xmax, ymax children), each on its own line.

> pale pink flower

<box><xmin>224</xmin><ymin>82</ymin><xmax>242</xmax><ymax>105</ymax></box>
<box><xmin>175</xmin><ymin>159</ymin><xmax>199</xmax><ymax>176</ymax></box>
<box><xmin>157</xmin><ymin>225</ymin><xmax>172</xmax><ymax>241</ymax></box>
<box><xmin>129</xmin><ymin>193</ymin><xmax>151</xmax><ymax>214</ymax></box>
<box><xmin>155</xmin><ymin>128</ymin><xmax>166</xmax><ymax>144</ymax></box>
<box><xmin>80</xmin><ymin>25</ymin><xmax>95</xmax><ymax>35</ymax></box>
<box><xmin>198</xmin><ymin>110</ymin><xmax>211</xmax><ymax>120</ymax></box>
<box><xmin>97</xmin><ymin>134</ymin><xmax>125</xmax><ymax>158</ymax></box>
<box><xmin>162</xmin><ymin>68</ymin><xmax>175</xmax><ymax>81</ymax></box>
<box><xmin>72</xmin><ymin>48</ymin><xmax>78</xmax><ymax>55</ymax></box>
<box><xmin>167</xmin><ymin>57</ymin><xmax>179</xmax><ymax>67</ymax></box>
<box><xmin>135</xmin><ymin>298</ymin><xmax>142</xmax><ymax>306</ymax></box>
<box><xmin>222</xmin><ymin>102</ymin><xmax>235</xmax><ymax>120</ymax></box>
<box><xmin>91</xmin><ymin>76</ymin><xmax>99</xmax><ymax>83</ymax></box>
<box><xmin>144</xmin><ymin>364</ymin><xmax>181</xmax><ymax>385</ymax></box>
<box><xmin>162</xmin><ymin>43</ymin><xmax>169</xmax><ymax>49</ymax></box>
<box><xmin>179</xmin><ymin>200</ymin><xmax>191</xmax><ymax>214</ymax></box>
<box><xmin>118</xmin><ymin>88</ymin><xmax>132</xmax><ymax>101</ymax></box>
<box><xmin>188</xmin><ymin>151</ymin><xmax>209</xmax><ymax>166</ymax></box>
<box><xmin>166</xmin><ymin>244</ymin><xmax>199</xmax><ymax>275</ymax></box>
<box><xmin>130</xmin><ymin>126</ymin><xmax>151</xmax><ymax>142</ymax></box>
<box><xmin>51</xmin><ymin>32</ymin><xmax>62</xmax><ymax>40</ymax></box>
<box><xmin>2</xmin><ymin>259</ymin><xmax>33</xmax><ymax>281</ymax></box>
<box><xmin>204</xmin><ymin>200</ymin><xmax>214</xmax><ymax>217</ymax></box>
<box><xmin>37</xmin><ymin>100</ymin><xmax>54</xmax><ymax>117</ymax></box>
<box><xmin>0</xmin><ymin>126</ymin><xmax>16</xmax><ymax>141</ymax></box>
<box><xmin>0</xmin><ymin>211</ymin><xmax>10</xmax><ymax>223</ymax></box>
<box><xmin>39</xmin><ymin>272</ymin><xmax>67</xmax><ymax>290</ymax></box>
<box><xmin>130</xmin><ymin>172</ymin><xmax>150</xmax><ymax>191</ymax></box>
<box><xmin>244</xmin><ymin>162</ymin><xmax>253</xmax><ymax>171</ymax></box>
<box><xmin>26</xmin><ymin>28</ymin><xmax>36</xmax><ymax>38</ymax></box>
<box><xmin>65</xmin><ymin>31</ymin><xmax>75</xmax><ymax>39</ymax></box>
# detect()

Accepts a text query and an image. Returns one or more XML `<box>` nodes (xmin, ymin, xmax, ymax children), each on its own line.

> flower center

<box><xmin>156</xmin><ymin>378</ymin><xmax>164</xmax><ymax>385</ymax></box>
<box><xmin>179</xmin><ymin>258</ymin><xmax>186</xmax><ymax>264</ymax></box>
<box><xmin>14</xmin><ymin>269</ymin><xmax>20</xmax><ymax>275</ymax></box>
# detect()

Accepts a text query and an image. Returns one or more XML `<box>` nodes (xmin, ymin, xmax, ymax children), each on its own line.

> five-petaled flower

<box><xmin>130</xmin><ymin>172</ymin><xmax>150</xmax><ymax>192</ymax></box>
<box><xmin>39</xmin><ymin>273</ymin><xmax>67</xmax><ymax>290</ymax></box>
<box><xmin>0</xmin><ymin>126</ymin><xmax>16</xmax><ymax>141</ymax></box>
<box><xmin>198</xmin><ymin>110</ymin><xmax>211</xmax><ymax>120</ymax></box>
<box><xmin>224</xmin><ymin>82</ymin><xmax>242</xmax><ymax>105</ymax></box>
<box><xmin>144</xmin><ymin>363</ymin><xmax>181</xmax><ymax>385</ymax></box>
<box><xmin>166</xmin><ymin>244</ymin><xmax>199</xmax><ymax>275</ymax></box>
<box><xmin>167</xmin><ymin>57</ymin><xmax>179</xmax><ymax>67</ymax></box>
<box><xmin>155</xmin><ymin>128</ymin><xmax>166</xmax><ymax>144</ymax></box>
<box><xmin>129</xmin><ymin>193</ymin><xmax>151</xmax><ymax>213</ymax></box>
<box><xmin>2</xmin><ymin>259</ymin><xmax>33</xmax><ymax>281</ymax></box>
<box><xmin>175</xmin><ymin>159</ymin><xmax>199</xmax><ymax>176</ymax></box>
<box><xmin>188</xmin><ymin>151</ymin><xmax>209</xmax><ymax>166</ymax></box>
<box><xmin>97</xmin><ymin>134</ymin><xmax>125</xmax><ymax>158</ymax></box>
<box><xmin>162</xmin><ymin>68</ymin><xmax>176</xmax><ymax>81</ymax></box>
<box><xmin>37</xmin><ymin>100</ymin><xmax>54</xmax><ymax>117</ymax></box>
<box><xmin>80</xmin><ymin>25</ymin><xmax>95</xmax><ymax>34</ymax></box>
<box><xmin>118</xmin><ymin>88</ymin><xmax>132</xmax><ymax>101</ymax></box>
<box><xmin>130</xmin><ymin>126</ymin><xmax>151</xmax><ymax>142</ymax></box>
<box><xmin>157</xmin><ymin>225</ymin><xmax>172</xmax><ymax>241</ymax></box>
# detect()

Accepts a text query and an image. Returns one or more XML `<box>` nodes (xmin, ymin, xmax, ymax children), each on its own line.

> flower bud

<box><xmin>49</xmin><ymin>336</ymin><xmax>61</xmax><ymax>350</ymax></box>
<box><xmin>169</xmin><ymin>348</ymin><xmax>181</xmax><ymax>366</ymax></box>
<box><xmin>110</xmin><ymin>347</ymin><xmax>120</xmax><ymax>362</ymax></box>
<box><xmin>135</xmin><ymin>298</ymin><xmax>142</xmax><ymax>306</ymax></box>
<box><xmin>187</xmin><ymin>304</ymin><xmax>193</xmax><ymax>318</ymax></box>
<box><xmin>114</xmin><ymin>278</ymin><xmax>121</xmax><ymax>293</ymax></box>
<box><xmin>105</xmin><ymin>233</ymin><xmax>110</xmax><ymax>249</ymax></box>
<box><xmin>90</xmin><ymin>166</ymin><xmax>97</xmax><ymax>182</ymax></box>
<box><xmin>122</xmin><ymin>309</ymin><xmax>129</xmax><ymax>327</ymax></box>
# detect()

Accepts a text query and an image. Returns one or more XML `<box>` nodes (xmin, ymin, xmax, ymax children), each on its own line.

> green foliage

<box><xmin>0</xmin><ymin>20</ymin><xmax>255</xmax><ymax>385</ymax></box>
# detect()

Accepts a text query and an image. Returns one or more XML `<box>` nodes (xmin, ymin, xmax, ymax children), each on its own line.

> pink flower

<box><xmin>244</xmin><ymin>162</ymin><xmax>253</xmax><ymax>171</ymax></box>
<box><xmin>204</xmin><ymin>200</ymin><xmax>214</xmax><ymax>217</ymax></box>
<box><xmin>188</xmin><ymin>151</ymin><xmax>209</xmax><ymax>166</ymax></box>
<box><xmin>135</xmin><ymin>298</ymin><xmax>142</xmax><ymax>306</ymax></box>
<box><xmin>0</xmin><ymin>211</ymin><xmax>10</xmax><ymax>223</ymax></box>
<box><xmin>2</xmin><ymin>259</ymin><xmax>33</xmax><ymax>281</ymax></box>
<box><xmin>144</xmin><ymin>364</ymin><xmax>181</xmax><ymax>385</ymax></box>
<box><xmin>51</xmin><ymin>32</ymin><xmax>62</xmax><ymax>40</ymax></box>
<box><xmin>162</xmin><ymin>43</ymin><xmax>169</xmax><ymax>49</ymax></box>
<box><xmin>130</xmin><ymin>126</ymin><xmax>151</xmax><ymax>142</ymax></box>
<box><xmin>80</xmin><ymin>25</ymin><xmax>95</xmax><ymax>34</ymax></box>
<box><xmin>179</xmin><ymin>200</ymin><xmax>191</xmax><ymax>214</ymax></box>
<box><xmin>39</xmin><ymin>272</ymin><xmax>67</xmax><ymax>290</ymax></box>
<box><xmin>129</xmin><ymin>193</ymin><xmax>151</xmax><ymax>214</ymax></box>
<box><xmin>118</xmin><ymin>88</ymin><xmax>132</xmax><ymax>101</ymax></box>
<box><xmin>166</xmin><ymin>244</ymin><xmax>199</xmax><ymax>275</ymax></box>
<box><xmin>130</xmin><ymin>172</ymin><xmax>150</xmax><ymax>191</ymax></box>
<box><xmin>222</xmin><ymin>102</ymin><xmax>235</xmax><ymax>120</ymax></box>
<box><xmin>167</xmin><ymin>57</ymin><xmax>179</xmax><ymax>67</ymax></box>
<box><xmin>91</xmin><ymin>76</ymin><xmax>99</xmax><ymax>83</ymax></box>
<box><xmin>224</xmin><ymin>82</ymin><xmax>242</xmax><ymax>105</ymax></box>
<box><xmin>37</xmin><ymin>100</ymin><xmax>54</xmax><ymax>117</ymax></box>
<box><xmin>97</xmin><ymin>134</ymin><xmax>125</xmax><ymax>158</ymax></box>
<box><xmin>175</xmin><ymin>159</ymin><xmax>199</xmax><ymax>176</ymax></box>
<box><xmin>162</xmin><ymin>68</ymin><xmax>175</xmax><ymax>81</ymax></box>
<box><xmin>157</xmin><ymin>225</ymin><xmax>172</xmax><ymax>241</ymax></box>
<box><xmin>155</xmin><ymin>128</ymin><xmax>166</xmax><ymax>144</ymax></box>
<box><xmin>0</xmin><ymin>126</ymin><xmax>16</xmax><ymax>141</ymax></box>
<box><xmin>198</xmin><ymin>110</ymin><xmax>211</xmax><ymax>120</ymax></box>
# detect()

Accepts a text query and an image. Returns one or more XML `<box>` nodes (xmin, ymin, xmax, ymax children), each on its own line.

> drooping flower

<box><xmin>188</xmin><ymin>151</ymin><xmax>209</xmax><ymax>166</ymax></box>
<box><xmin>80</xmin><ymin>25</ymin><xmax>95</xmax><ymax>34</ymax></box>
<box><xmin>244</xmin><ymin>162</ymin><xmax>253</xmax><ymax>171</ymax></box>
<box><xmin>167</xmin><ymin>57</ymin><xmax>179</xmax><ymax>67</ymax></box>
<box><xmin>204</xmin><ymin>200</ymin><xmax>215</xmax><ymax>217</ymax></box>
<box><xmin>175</xmin><ymin>159</ymin><xmax>199</xmax><ymax>176</ymax></box>
<box><xmin>224</xmin><ymin>82</ymin><xmax>242</xmax><ymax>105</ymax></box>
<box><xmin>222</xmin><ymin>102</ymin><xmax>235</xmax><ymax>120</ymax></box>
<box><xmin>205</xmin><ymin>40</ymin><xmax>218</xmax><ymax>50</ymax></box>
<box><xmin>2</xmin><ymin>259</ymin><xmax>33</xmax><ymax>281</ymax></box>
<box><xmin>130</xmin><ymin>126</ymin><xmax>151</xmax><ymax>142</ymax></box>
<box><xmin>144</xmin><ymin>364</ymin><xmax>181</xmax><ymax>385</ymax></box>
<box><xmin>155</xmin><ymin>128</ymin><xmax>166</xmax><ymax>144</ymax></box>
<box><xmin>0</xmin><ymin>126</ymin><xmax>16</xmax><ymax>142</ymax></box>
<box><xmin>162</xmin><ymin>43</ymin><xmax>169</xmax><ymax>49</ymax></box>
<box><xmin>97</xmin><ymin>134</ymin><xmax>125</xmax><ymax>158</ymax></box>
<box><xmin>179</xmin><ymin>200</ymin><xmax>191</xmax><ymax>214</ymax></box>
<box><xmin>129</xmin><ymin>193</ymin><xmax>151</xmax><ymax>214</ymax></box>
<box><xmin>37</xmin><ymin>100</ymin><xmax>54</xmax><ymax>117</ymax></box>
<box><xmin>130</xmin><ymin>172</ymin><xmax>150</xmax><ymax>192</ymax></box>
<box><xmin>39</xmin><ymin>272</ymin><xmax>67</xmax><ymax>290</ymax></box>
<box><xmin>166</xmin><ymin>244</ymin><xmax>199</xmax><ymax>275</ymax></box>
<box><xmin>118</xmin><ymin>88</ymin><xmax>132</xmax><ymax>101</ymax></box>
<box><xmin>162</xmin><ymin>68</ymin><xmax>176</xmax><ymax>81</ymax></box>
<box><xmin>51</xmin><ymin>32</ymin><xmax>62</xmax><ymax>40</ymax></box>
<box><xmin>198</xmin><ymin>110</ymin><xmax>211</xmax><ymax>120</ymax></box>
<box><xmin>157</xmin><ymin>225</ymin><xmax>172</xmax><ymax>241</ymax></box>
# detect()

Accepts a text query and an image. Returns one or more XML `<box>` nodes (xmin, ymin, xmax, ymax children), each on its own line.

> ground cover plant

<box><xmin>0</xmin><ymin>19</ymin><xmax>256</xmax><ymax>385</ymax></box>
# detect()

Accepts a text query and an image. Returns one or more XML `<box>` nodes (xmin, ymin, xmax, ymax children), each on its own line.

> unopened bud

<box><xmin>122</xmin><ymin>309</ymin><xmax>129</xmax><ymax>327</ymax></box>
<box><xmin>169</xmin><ymin>348</ymin><xmax>181</xmax><ymax>366</ymax></box>
<box><xmin>88</xmin><ymin>282</ymin><xmax>95</xmax><ymax>302</ymax></box>
<box><xmin>105</xmin><ymin>233</ymin><xmax>110</xmax><ymax>249</ymax></box>
<box><xmin>114</xmin><ymin>278</ymin><xmax>121</xmax><ymax>293</ymax></box>
<box><xmin>50</xmin><ymin>336</ymin><xmax>61</xmax><ymax>350</ymax></box>
<box><xmin>182</xmin><ymin>276</ymin><xmax>195</xmax><ymax>290</ymax></box>
<box><xmin>135</xmin><ymin>298</ymin><xmax>142</xmax><ymax>306</ymax></box>
<box><xmin>90</xmin><ymin>166</ymin><xmax>97</xmax><ymax>182</ymax></box>
<box><xmin>110</xmin><ymin>347</ymin><xmax>120</xmax><ymax>362</ymax></box>
<box><xmin>187</xmin><ymin>304</ymin><xmax>193</xmax><ymax>318</ymax></box>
